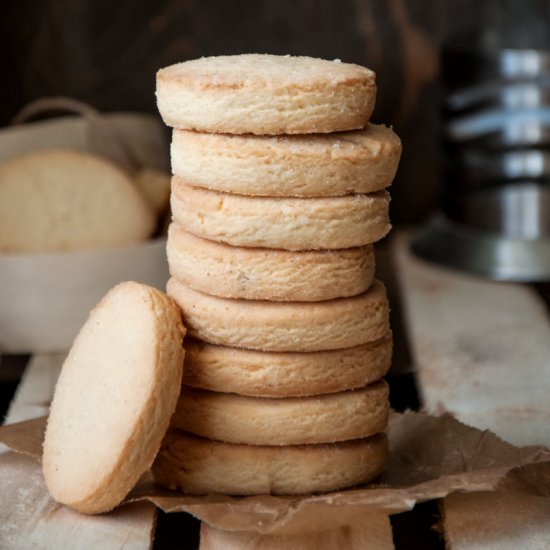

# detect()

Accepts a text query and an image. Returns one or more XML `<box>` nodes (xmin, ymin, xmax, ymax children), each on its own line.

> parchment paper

<box><xmin>1</xmin><ymin>411</ymin><xmax>549</xmax><ymax>536</ymax></box>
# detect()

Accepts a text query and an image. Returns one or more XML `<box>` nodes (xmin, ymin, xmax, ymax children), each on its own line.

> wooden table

<box><xmin>393</xmin><ymin>232</ymin><xmax>550</xmax><ymax>549</ymax></box>
<box><xmin>2</xmin><ymin>232</ymin><xmax>550</xmax><ymax>548</ymax></box>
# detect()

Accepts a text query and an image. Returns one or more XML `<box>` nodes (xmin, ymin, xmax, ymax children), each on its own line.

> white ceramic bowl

<box><xmin>0</xmin><ymin>238</ymin><xmax>169</xmax><ymax>353</ymax></box>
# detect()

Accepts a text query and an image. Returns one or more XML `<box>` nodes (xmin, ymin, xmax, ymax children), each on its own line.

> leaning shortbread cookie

<box><xmin>167</xmin><ymin>278</ymin><xmax>389</xmax><ymax>352</ymax></box>
<box><xmin>171</xmin><ymin>178</ymin><xmax>390</xmax><ymax>250</ymax></box>
<box><xmin>153</xmin><ymin>430</ymin><xmax>388</xmax><ymax>495</ymax></box>
<box><xmin>172</xmin><ymin>381</ymin><xmax>389</xmax><ymax>445</ymax></box>
<box><xmin>42</xmin><ymin>282</ymin><xmax>185</xmax><ymax>514</ymax></box>
<box><xmin>0</xmin><ymin>149</ymin><xmax>154</xmax><ymax>253</ymax></box>
<box><xmin>171</xmin><ymin>124</ymin><xmax>401</xmax><ymax>197</ymax></box>
<box><xmin>156</xmin><ymin>54</ymin><xmax>376</xmax><ymax>135</ymax></box>
<box><xmin>167</xmin><ymin>224</ymin><xmax>375</xmax><ymax>301</ymax></box>
<box><xmin>184</xmin><ymin>334</ymin><xmax>392</xmax><ymax>397</ymax></box>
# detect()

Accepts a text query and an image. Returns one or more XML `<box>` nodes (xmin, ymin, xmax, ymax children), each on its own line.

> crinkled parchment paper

<box><xmin>1</xmin><ymin>410</ymin><xmax>549</xmax><ymax>536</ymax></box>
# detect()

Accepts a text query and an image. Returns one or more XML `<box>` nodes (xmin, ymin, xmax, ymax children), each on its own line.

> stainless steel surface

<box><xmin>446</xmin><ymin>184</ymin><xmax>550</xmax><ymax>238</ymax></box>
<box><xmin>446</xmin><ymin>108</ymin><xmax>550</xmax><ymax>142</ymax></box>
<box><xmin>497</xmin><ymin>48</ymin><xmax>550</xmax><ymax>80</ymax></box>
<box><xmin>427</xmin><ymin>28</ymin><xmax>550</xmax><ymax>280</ymax></box>
<box><xmin>451</xmin><ymin>123</ymin><xmax>550</xmax><ymax>148</ymax></box>
<box><xmin>456</xmin><ymin>150</ymin><xmax>550</xmax><ymax>189</ymax></box>
<box><xmin>447</xmin><ymin>80</ymin><xmax>550</xmax><ymax>112</ymax></box>
<box><xmin>443</xmin><ymin>47</ymin><xmax>550</xmax><ymax>89</ymax></box>
<box><xmin>411</xmin><ymin>215</ymin><xmax>550</xmax><ymax>281</ymax></box>
<box><xmin>443</xmin><ymin>46</ymin><xmax>550</xmax><ymax>150</ymax></box>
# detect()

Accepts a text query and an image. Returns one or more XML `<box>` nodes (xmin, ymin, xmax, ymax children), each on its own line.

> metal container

<box><xmin>413</xmin><ymin>19</ymin><xmax>550</xmax><ymax>281</ymax></box>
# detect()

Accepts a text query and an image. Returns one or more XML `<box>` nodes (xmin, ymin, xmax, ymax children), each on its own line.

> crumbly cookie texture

<box><xmin>167</xmin><ymin>278</ymin><xmax>389</xmax><ymax>352</ymax></box>
<box><xmin>172</xmin><ymin>381</ymin><xmax>389</xmax><ymax>445</ymax></box>
<box><xmin>171</xmin><ymin>124</ymin><xmax>401</xmax><ymax>197</ymax></box>
<box><xmin>171</xmin><ymin>178</ymin><xmax>391</xmax><ymax>251</ymax></box>
<box><xmin>42</xmin><ymin>282</ymin><xmax>185</xmax><ymax>514</ymax></box>
<box><xmin>156</xmin><ymin>54</ymin><xmax>376</xmax><ymax>135</ymax></box>
<box><xmin>167</xmin><ymin>223</ymin><xmax>375</xmax><ymax>302</ymax></box>
<box><xmin>153</xmin><ymin>430</ymin><xmax>388</xmax><ymax>495</ymax></box>
<box><xmin>183</xmin><ymin>334</ymin><xmax>392</xmax><ymax>398</ymax></box>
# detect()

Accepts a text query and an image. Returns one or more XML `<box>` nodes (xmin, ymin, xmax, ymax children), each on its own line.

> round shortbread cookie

<box><xmin>171</xmin><ymin>178</ymin><xmax>390</xmax><ymax>250</ymax></box>
<box><xmin>184</xmin><ymin>334</ymin><xmax>392</xmax><ymax>397</ymax></box>
<box><xmin>171</xmin><ymin>381</ymin><xmax>389</xmax><ymax>445</ymax></box>
<box><xmin>167</xmin><ymin>223</ymin><xmax>375</xmax><ymax>302</ymax></box>
<box><xmin>42</xmin><ymin>282</ymin><xmax>185</xmax><ymax>514</ymax></box>
<box><xmin>153</xmin><ymin>430</ymin><xmax>388</xmax><ymax>495</ymax></box>
<box><xmin>156</xmin><ymin>54</ymin><xmax>376</xmax><ymax>135</ymax></box>
<box><xmin>167</xmin><ymin>278</ymin><xmax>389</xmax><ymax>352</ymax></box>
<box><xmin>171</xmin><ymin>124</ymin><xmax>401</xmax><ymax>197</ymax></box>
<box><xmin>133</xmin><ymin>167</ymin><xmax>171</xmax><ymax>216</ymax></box>
<box><xmin>0</xmin><ymin>149</ymin><xmax>154</xmax><ymax>253</ymax></box>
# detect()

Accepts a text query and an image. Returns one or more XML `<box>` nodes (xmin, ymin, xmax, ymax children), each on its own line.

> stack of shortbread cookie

<box><xmin>154</xmin><ymin>54</ymin><xmax>401</xmax><ymax>495</ymax></box>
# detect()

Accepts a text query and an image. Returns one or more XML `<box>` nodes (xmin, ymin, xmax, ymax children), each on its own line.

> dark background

<box><xmin>3</xmin><ymin>0</ymin><xmax>550</xmax><ymax>223</ymax></box>
<box><xmin>0</xmin><ymin>0</ymin><xmax>500</xmax><ymax>226</ymax></box>
<box><xmin>2</xmin><ymin>2</ymin><xmax>549</xmax><ymax>547</ymax></box>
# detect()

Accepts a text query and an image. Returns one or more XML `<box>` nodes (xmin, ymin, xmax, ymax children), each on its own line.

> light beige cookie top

<box><xmin>156</xmin><ymin>54</ymin><xmax>376</xmax><ymax>134</ymax></box>
<box><xmin>0</xmin><ymin>149</ymin><xmax>154</xmax><ymax>253</ymax></box>
<box><xmin>42</xmin><ymin>281</ymin><xmax>185</xmax><ymax>514</ymax></box>
<box><xmin>171</xmin><ymin>124</ymin><xmax>401</xmax><ymax>197</ymax></box>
